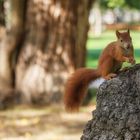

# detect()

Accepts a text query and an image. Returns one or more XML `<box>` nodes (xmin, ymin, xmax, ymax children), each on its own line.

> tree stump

<box><xmin>81</xmin><ymin>64</ymin><xmax>140</xmax><ymax>140</ymax></box>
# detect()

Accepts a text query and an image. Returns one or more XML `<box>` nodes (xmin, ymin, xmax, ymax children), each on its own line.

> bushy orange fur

<box><xmin>64</xmin><ymin>30</ymin><xmax>135</xmax><ymax>112</ymax></box>
<box><xmin>64</xmin><ymin>68</ymin><xmax>100</xmax><ymax>111</ymax></box>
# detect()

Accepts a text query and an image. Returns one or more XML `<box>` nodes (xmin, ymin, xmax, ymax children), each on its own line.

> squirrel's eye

<box><xmin>120</xmin><ymin>39</ymin><xmax>123</xmax><ymax>42</ymax></box>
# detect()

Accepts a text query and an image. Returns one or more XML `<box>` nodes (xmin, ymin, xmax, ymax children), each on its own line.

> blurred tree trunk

<box><xmin>0</xmin><ymin>0</ymin><xmax>94</xmax><ymax>105</ymax></box>
<box><xmin>0</xmin><ymin>0</ymin><xmax>5</xmax><ymax>25</ymax></box>
<box><xmin>16</xmin><ymin>0</ymin><xmax>94</xmax><ymax>104</ymax></box>
<box><xmin>93</xmin><ymin>1</ymin><xmax>102</xmax><ymax>37</ymax></box>
<box><xmin>0</xmin><ymin>0</ymin><xmax>26</xmax><ymax>89</ymax></box>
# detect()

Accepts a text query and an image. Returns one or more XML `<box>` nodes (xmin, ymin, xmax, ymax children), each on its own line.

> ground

<box><xmin>0</xmin><ymin>105</ymin><xmax>96</xmax><ymax>140</ymax></box>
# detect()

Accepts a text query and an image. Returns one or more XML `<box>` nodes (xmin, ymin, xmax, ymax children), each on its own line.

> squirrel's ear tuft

<box><xmin>116</xmin><ymin>30</ymin><xmax>120</xmax><ymax>38</ymax></box>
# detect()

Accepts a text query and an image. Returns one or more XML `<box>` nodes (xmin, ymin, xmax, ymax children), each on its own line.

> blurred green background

<box><xmin>87</xmin><ymin>30</ymin><xmax>140</xmax><ymax>68</ymax></box>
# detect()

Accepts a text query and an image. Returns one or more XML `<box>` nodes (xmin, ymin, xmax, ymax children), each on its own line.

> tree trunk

<box><xmin>81</xmin><ymin>64</ymin><xmax>140</xmax><ymax>140</ymax></box>
<box><xmin>93</xmin><ymin>1</ymin><xmax>102</xmax><ymax>37</ymax></box>
<box><xmin>0</xmin><ymin>0</ymin><xmax>5</xmax><ymax>25</ymax></box>
<box><xmin>15</xmin><ymin>0</ymin><xmax>94</xmax><ymax>104</ymax></box>
<box><xmin>0</xmin><ymin>0</ymin><xmax>26</xmax><ymax>89</ymax></box>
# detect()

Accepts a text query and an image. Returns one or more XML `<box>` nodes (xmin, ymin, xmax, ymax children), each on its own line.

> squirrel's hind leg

<box><xmin>103</xmin><ymin>73</ymin><xmax>117</xmax><ymax>80</ymax></box>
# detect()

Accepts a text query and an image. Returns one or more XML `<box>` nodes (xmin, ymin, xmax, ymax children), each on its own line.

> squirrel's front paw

<box><xmin>129</xmin><ymin>57</ymin><xmax>136</xmax><ymax>65</ymax></box>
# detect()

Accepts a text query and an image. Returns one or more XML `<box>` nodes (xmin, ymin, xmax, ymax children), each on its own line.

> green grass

<box><xmin>86</xmin><ymin>30</ymin><xmax>140</xmax><ymax>68</ymax></box>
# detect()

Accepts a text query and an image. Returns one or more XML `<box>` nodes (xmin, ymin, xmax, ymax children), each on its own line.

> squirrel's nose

<box><xmin>126</xmin><ymin>44</ymin><xmax>130</xmax><ymax>49</ymax></box>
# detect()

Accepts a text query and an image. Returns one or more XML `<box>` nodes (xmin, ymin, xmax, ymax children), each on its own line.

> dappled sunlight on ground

<box><xmin>0</xmin><ymin>105</ymin><xmax>96</xmax><ymax>140</ymax></box>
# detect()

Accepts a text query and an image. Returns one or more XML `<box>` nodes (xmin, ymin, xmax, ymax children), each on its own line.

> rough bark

<box><xmin>15</xmin><ymin>0</ymin><xmax>94</xmax><ymax>104</ymax></box>
<box><xmin>81</xmin><ymin>64</ymin><xmax>140</xmax><ymax>140</ymax></box>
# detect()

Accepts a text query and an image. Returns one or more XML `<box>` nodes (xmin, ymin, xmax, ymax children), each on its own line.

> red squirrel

<box><xmin>64</xmin><ymin>30</ymin><xmax>135</xmax><ymax>111</ymax></box>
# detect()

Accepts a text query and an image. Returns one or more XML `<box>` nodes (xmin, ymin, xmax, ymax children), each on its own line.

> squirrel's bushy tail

<box><xmin>64</xmin><ymin>68</ymin><xmax>100</xmax><ymax>112</ymax></box>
